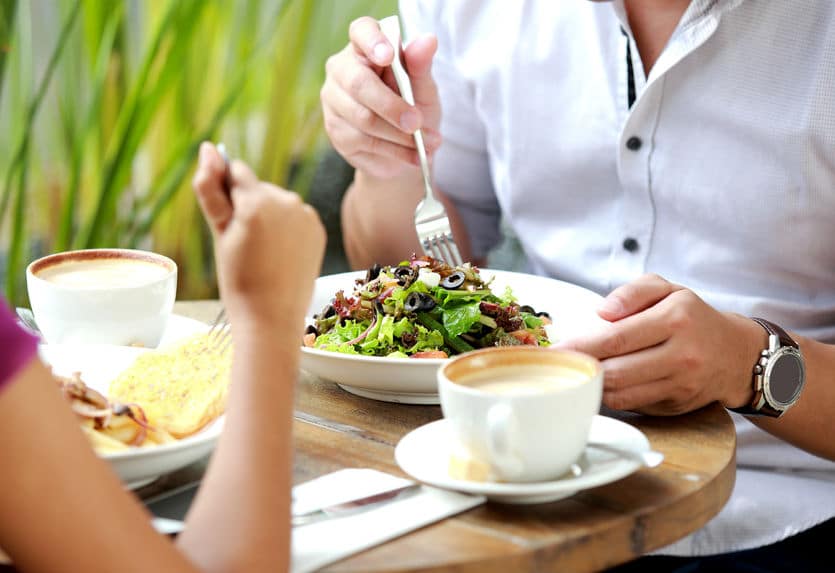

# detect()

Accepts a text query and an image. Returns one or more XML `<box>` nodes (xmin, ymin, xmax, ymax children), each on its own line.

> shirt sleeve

<box><xmin>399</xmin><ymin>0</ymin><xmax>503</xmax><ymax>260</ymax></box>
<box><xmin>0</xmin><ymin>301</ymin><xmax>39</xmax><ymax>394</ymax></box>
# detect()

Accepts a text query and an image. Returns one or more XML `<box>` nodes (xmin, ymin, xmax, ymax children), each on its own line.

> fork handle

<box><xmin>412</xmin><ymin>129</ymin><xmax>433</xmax><ymax>197</ymax></box>
<box><xmin>379</xmin><ymin>16</ymin><xmax>435</xmax><ymax>201</ymax></box>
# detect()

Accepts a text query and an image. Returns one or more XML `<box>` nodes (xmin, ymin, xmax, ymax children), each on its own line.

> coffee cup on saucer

<box><xmin>26</xmin><ymin>248</ymin><xmax>177</xmax><ymax>347</ymax></box>
<box><xmin>438</xmin><ymin>346</ymin><xmax>603</xmax><ymax>483</ymax></box>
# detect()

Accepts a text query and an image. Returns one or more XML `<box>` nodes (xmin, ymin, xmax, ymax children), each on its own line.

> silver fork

<box><xmin>203</xmin><ymin>142</ymin><xmax>232</xmax><ymax>355</ymax></box>
<box><xmin>205</xmin><ymin>306</ymin><xmax>231</xmax><ymax>355</ymax></box>
<box><xmin>378</xmin><ymin>16</ymin><xmax>464</xmax><ymax>267</ymax></box>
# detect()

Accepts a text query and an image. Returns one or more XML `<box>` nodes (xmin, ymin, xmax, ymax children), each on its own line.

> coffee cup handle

<box><xmin>486</xmin><ymin>403</ymin><xmax>525</xmax><ymax>480</ymax></box>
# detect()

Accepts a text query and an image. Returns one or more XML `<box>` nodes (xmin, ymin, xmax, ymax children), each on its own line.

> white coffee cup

<box><xmin>26</xmin><ymin>248</ymin><xmax>177</xmax><ymax>347</ymax></box>
<box><xmin>438</xmin><ymin>346</ymin><xmax>603</xmax><ymax>483</ymax></box>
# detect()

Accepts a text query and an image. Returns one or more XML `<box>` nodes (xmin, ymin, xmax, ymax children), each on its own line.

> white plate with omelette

<box><xmin>39</xmin><ymin>315</ymin><xmax>226</xmax><ymax>489</ymax></box>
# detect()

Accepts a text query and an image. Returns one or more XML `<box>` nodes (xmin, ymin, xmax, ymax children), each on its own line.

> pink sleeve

<box><xmin>0</xmin><ymin>301</ymin><xmax>39</xmax><ymax>394</ymax></box>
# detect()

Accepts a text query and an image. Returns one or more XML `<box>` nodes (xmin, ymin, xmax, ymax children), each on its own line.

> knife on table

<box><xmin>148</xmin><ymin>482</ymin><xmax>422</xmax><ymax>535</ymax></box>
<box><xmin>291</xmin><ymin>483</ymin><xmax>421</xmax><ymax>527</ymax></box>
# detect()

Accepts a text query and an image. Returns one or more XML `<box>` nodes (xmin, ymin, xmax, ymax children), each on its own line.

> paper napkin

<box><xmin>291</xmin><ymin>468</ymin><xmax>413</xmax><ymax>517</ymax></box>
<box><xmin>291</xmin><ymin>469</ymin><xmax>484</xmax><ymax>573</ymax></box>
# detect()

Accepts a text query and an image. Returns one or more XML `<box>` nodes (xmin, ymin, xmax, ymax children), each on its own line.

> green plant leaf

<box><xmin>76</xmin><ymin>0</ymin><xmax>207</xmax><ymax>249</ymax></box>
<box><xmin>0</xmin><ymin>0</ymin><xmax>18</xmax><ymax>107</ymax></box>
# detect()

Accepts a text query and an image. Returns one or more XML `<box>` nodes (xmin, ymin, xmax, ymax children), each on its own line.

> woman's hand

<box><xmin>321</xmin><ymin>16</ymin><xmax>441</xmax><ymax>179</ymax></box>
<box><xmin>192</xmin><ymin>142</ymin><xmax>326</xmax><ymax>328</ymax></box>
<box><xmin>558</xmin><ymin>274</ymin><xmax>763</xmax><ymax>415</ymax></box>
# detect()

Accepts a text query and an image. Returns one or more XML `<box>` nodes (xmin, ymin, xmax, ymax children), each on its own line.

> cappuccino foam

<box><xmin>37</xmin><ymin>258</ymin><xmax>169</xmax><ymax>288</ymax></box>
<box><xmin>456</xmin><ymin>365</ymin><xmax>587</xmax><ymax>395</ymax></box>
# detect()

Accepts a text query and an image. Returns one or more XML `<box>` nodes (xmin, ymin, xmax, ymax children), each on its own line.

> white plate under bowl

<box><xmin>39</xmin><ymin>314</ymin><xmax>222</xmax><ymax>489</ymax></box>
<box><xmin>395</xmin><ymin>416</ymin><xmax>651</xmax><ymax>504</ymax></box>
<box><xmin>300</xmin><ymin>269</ymin><xmax>608</xmax><ymax>404</ymax></box>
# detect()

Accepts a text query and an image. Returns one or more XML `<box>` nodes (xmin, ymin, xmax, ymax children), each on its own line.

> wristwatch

<box><xmin>730</xmin><ymin>317</ymin><xmax>806</xmax><ymax>417</ymax></box>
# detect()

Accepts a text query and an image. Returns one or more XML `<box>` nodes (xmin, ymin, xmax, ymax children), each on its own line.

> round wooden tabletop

<box><xmin>177</xmin><ymin>301</ymin><xmax>737</xmax><ymax>573</ymax></box>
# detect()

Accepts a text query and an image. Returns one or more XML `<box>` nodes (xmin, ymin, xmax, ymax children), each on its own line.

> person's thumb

<box><xmin>403</xmin><ymin>34</ymin><xmax>439</xmax><ymax>108</ymax></box>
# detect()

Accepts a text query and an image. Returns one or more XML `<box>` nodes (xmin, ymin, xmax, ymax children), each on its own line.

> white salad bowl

<box><xmin>300</xmin><ymin>269</ymin><xmax>608</xmax><ymax>404</ymax></box>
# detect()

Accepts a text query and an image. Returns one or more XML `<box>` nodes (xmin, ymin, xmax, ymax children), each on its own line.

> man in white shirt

<box><xmin>320</xmin><ymin>0</ymin><xmax>835</xmax><ymax>569</ymax></box>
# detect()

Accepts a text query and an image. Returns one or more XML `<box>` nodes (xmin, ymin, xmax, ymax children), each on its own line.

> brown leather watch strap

<box><xmin>750</xmin><ymin>317</ymin><xmax>798</xmax><ymax>349</ymax></box>
<box><xmin>729</xmin><ymin>317</ymin><xmax>802</xmax><ymax>417</ymax></box>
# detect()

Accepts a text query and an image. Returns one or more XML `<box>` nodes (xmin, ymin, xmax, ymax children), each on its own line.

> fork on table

<box><xmin>378</xmin><ymin>16</ymin><xmax>464</xmax><ymax>267</ymax></box>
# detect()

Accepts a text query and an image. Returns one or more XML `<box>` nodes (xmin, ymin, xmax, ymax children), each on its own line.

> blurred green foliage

<box><xmin>0</xmin><ymin>0</ymin><xmax>394</xmax><ymax>304</ymax></box>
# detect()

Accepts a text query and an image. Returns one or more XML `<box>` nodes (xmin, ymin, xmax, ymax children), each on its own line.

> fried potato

<box><xmin>108</xmin><ymin>333</ymin><xmax>232</xmax><ymax>438</ymax></box>
<box><xmin>80</xmin><ymin>425</ymin><xmax>130</xmax><ymax>454</ymax></box>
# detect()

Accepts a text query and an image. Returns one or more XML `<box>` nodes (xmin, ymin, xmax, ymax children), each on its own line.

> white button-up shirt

<box><xmin>401</xmin><ymin>0</ymin><xmax>835</xmax><ymax>556</ymax></box>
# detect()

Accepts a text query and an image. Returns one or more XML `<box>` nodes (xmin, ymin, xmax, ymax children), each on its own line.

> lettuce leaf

<box><xmin>442</xmin><ymin>300</ymin><xmax>482</xmax><ymax>338</ymax></box>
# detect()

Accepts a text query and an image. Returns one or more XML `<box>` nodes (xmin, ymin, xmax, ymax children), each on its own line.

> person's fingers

<box><xmin>598</xmin><ymin>273</ymin><xmax>683</xmax><ymax>321</ymax></box>
<box><xmin>604</xmin><ymin>377</ymin><xmax>708</xmax><ymax>416</ymax></box>
<box><xmin>556</xmin><ymin>305</ymin><xmax>672</xmax><ymax>360</ymax></box>
<box><xmin>349</xmin><ymin>150</ymin><xmax>418</xmax><ymax>179</ymax></box>
<box><xmin>602</xmin><ymin>377</ymin><xmax>675</xmax><ymax>413</ymax></box>
<box><xmin>597</xmin><ymin>341</ymin><xmax>678</xmax><ymax>392</ymax></box>
<box><xmin>324</xmin><ymin>102</ymin><xmax>441</xmax><ymax>156</ymax></box>
<box><xmin>323</xmin><ymin>81</ymin><xmax>419</xmax><ymax>147</ymax></box>
<box><xmin>229</xmin><ymin>158</ymin><xmax>259</xmax><ymax>189</ymax></box>
<box><xmin>328</xmin><ymin>56</ymin><xmax>422</xmax><ymax>134</ymax></box>
<box><xmin>193</xmin><ymin>142</ymin><xmax>233</xmax><ymax>233</ymax></box>
<box><xmin>348</xmin><ymin>16</ymin><xmax>393</xmax><ymax>66</ymax></box>
<box><xmin>328</xmin><ymin>115</ymin><xmax>421</xmax><ymax>164</ymax></box>
<box><xmin>403</xmin><ymin>34</ymin><xmax>439</xmax><ymax>108</ymax></box>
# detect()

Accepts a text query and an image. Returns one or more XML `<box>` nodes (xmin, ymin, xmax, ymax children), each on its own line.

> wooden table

<box><xmin>173</xmin><ymin>301</ymin><xmax>738</xmax><ymax>572</ymax></box>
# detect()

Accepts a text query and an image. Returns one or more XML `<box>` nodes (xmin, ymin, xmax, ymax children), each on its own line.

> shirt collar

<box><xmin>611</xmin><ymin>0</ymin><xmax>748</xmax><ymax>36</ymax></box>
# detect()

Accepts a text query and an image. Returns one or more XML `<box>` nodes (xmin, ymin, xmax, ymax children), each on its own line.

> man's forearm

<box><xmin>341</xmin><ymin>169</ymin><xmax>424</xmax><ymax>269</ymax></box>
<box><xmin>754</xmin><ymin>336</ymin><xmax>835</xmax><ymax>461</ymax></box>
<box><xmin>341</xmin><ymin>169</ymin><xmax>475</xmax><ymax>269</ymax></box>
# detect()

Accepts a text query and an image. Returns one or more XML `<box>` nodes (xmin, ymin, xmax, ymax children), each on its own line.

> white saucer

<box><xmin>395</xmin><ymin>416</ymin><xmax>652</xmax><ymax>504</ymax></box>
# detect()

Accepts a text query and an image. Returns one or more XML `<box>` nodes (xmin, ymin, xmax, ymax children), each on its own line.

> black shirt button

<box><xmin>626</xmin><ymin>136</ymin><xmax>642</xmax><ymax>151</ymax></box>
<box><xmin>622</xmin><ymin>237</ymin><xmax>640</xmax><ymax>252</ymax></box>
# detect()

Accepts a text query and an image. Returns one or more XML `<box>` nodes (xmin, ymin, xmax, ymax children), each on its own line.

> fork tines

<box><xmin>205</xmin><ymin>307</ymin><xmax>231</xmax><ymax>355</ymax></box>
<box><xmin>415</xmin><ymin>205</ymin><xmax>465</xmax><ymax>267</ymax></box>
<box><xmin>422</xmin><ymin>231</ymin><xmax>464</xmax><ymax>268</ymax></box>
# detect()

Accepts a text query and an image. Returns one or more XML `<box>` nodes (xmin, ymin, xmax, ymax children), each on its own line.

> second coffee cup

<box><xmin>438</xmin><ymin>346</ymin><xmax>603</xmax><ymax>483</ymax></box>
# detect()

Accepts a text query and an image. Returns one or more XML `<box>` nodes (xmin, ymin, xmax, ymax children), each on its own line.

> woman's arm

<box><xmin>0</xmin><ymin>357</ymin><xmax>197</xmax><ymax>573</ymax></box>
<box><xmin>176</xmin><ymin>145</ymin><xmax>325</xmax><ymax>572</ymax></box>
<box><xmin>0</xmin><ymin>142</ymin><xmax>326</xmax><ymax>572</ymax></box>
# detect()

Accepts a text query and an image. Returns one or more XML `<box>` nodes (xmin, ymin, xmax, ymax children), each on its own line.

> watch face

<box><xmin>767</xmin><ymin>349</ymin><xmax>805</xmax><ymax>406</ymax></box>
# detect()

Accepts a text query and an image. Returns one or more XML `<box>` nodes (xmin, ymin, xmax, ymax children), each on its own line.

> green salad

<box><xmin>304</xmin><ymin>256</ymin><xmax>552</xmax><ymax>358</ymax></box>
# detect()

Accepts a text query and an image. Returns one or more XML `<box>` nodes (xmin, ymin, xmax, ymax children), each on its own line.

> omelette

<box><xmin>108</xmin><ymin>332</ymin><xmax>232</xmax><ymax>438</ymax></box>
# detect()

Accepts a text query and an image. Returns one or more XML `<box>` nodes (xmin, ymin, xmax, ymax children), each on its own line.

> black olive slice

<box><xmin>519</xmin><ymin>304</ymin><xmax>535</xmax><ymax>314</ymax></box>
<box><xmin>419</xmin><ymin>294</ymin><xmax>436</xmax><ymax>311</ymax></box>
<box><xmin>393</xmin><ymin>265</ymin><xmax>417</xmax><ymax>286</ymax></box>
<box><xmin>440</xmin><ymin>271</ymin><xmax>466</xmax><ymax>289</ymax></box>
<box><xmin>404</xmin><ymin>292</ymin><xmax>423</xmax><ymax>312</ymax></box>
<box><xmin>404</xmin><ymin>291</ymin><xmax>435</xmax><ymax>312</ymax></box>
<box><xmin>366</xmin><ymin>263</ymin><xmax>382</xmax><ymax>283</ymax></box>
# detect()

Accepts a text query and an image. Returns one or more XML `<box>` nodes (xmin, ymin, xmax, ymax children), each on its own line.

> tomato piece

<box><xmin>410</xmin><ymin>350</ymin><xmax>449</xmax><ymax>359</ymax></box>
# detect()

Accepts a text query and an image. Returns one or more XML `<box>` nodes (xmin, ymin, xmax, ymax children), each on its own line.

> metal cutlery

<box><xmin>378</xmin><ymin>15</ymin><xmax>464</xmax><ymax>267</ymax></box>
<box><xmin>15</xmin><ymin>307</ymin><xmax>41</xmax><ymax>336</ymax></box>
<box><xmin>586</xmin><ymin>441</ymin><xmax>664</xmax><ymax>468</ymax></box>
<box><xmin>147</xmin><ymin>482</ymin><xmax>421</xmax><ymax>537</ymax></box>
<box><xmin>202</xmin><ymin>142</ymin><xmax>232</xmax><ymax>355</ymax></box>
<box><xmin>292</xmin><ymin>483</ymin><xmax>421</xmax><ymax>527</ymax></box>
